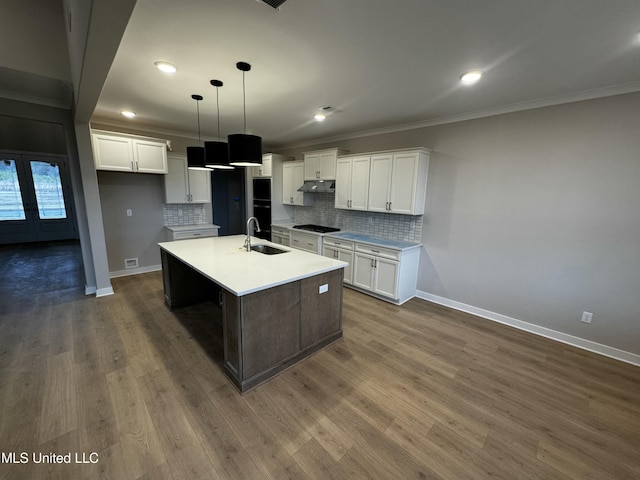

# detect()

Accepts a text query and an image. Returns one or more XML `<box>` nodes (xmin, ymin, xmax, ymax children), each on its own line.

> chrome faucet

<box><xmin>245</xmin><ymin>216</ymin><xmax>261</xmax><ymax>251</ymax></box>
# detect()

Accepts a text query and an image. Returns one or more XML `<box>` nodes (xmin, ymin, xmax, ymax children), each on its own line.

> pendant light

<box><xmin>228</xmin><ymin>62</ymin><xmax>262</xmax><ymax>167</ymax></box>
<box><xmin>204</xmin><ymin>80</ymin><xmax>233</xmax><ymax>169</ymax></box>
<box><xmin>187</xmin><ymin>94</ymin><xmax>209</xmax><ymax>170</ymax></box>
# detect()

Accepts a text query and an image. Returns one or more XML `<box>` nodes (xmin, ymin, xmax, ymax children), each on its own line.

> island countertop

<box><xmin>158</xmin><ymin>234</ymin><xmax>347</xmax><ymax>296</ymax></box>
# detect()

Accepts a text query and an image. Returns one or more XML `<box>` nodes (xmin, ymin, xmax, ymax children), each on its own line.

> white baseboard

<box><xmin>84</xmin><ymin>284</ymin><xmax>96</xmax><ymax>295</ymax></box>
<box><xmin>109</xmin><ymin>264</ymin><xmax>162</xmax><ymax>279</ymax></box>
<box><xmin>96</xmin><ymin>286</ymin><xmax>114</xmax><ymax>297</ymax></box>
<box><xmin>415</xmin><ymin>290</ymin><xmax>640</xmax><ymax>367</ymax></box>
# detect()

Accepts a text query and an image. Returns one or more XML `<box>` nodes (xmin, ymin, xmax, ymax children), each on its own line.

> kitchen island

<box><xmin>158</xmin><ymin>235</ymin><xmax>347</xmax><ymax>393</ymax></box>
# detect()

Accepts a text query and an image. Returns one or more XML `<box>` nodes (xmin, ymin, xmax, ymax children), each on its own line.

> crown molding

<box><xmin>0</xmin><ymin>89</ymin><xmax>72</xmax><ymax>110</ymax></box>
<box><xmin>276</xmin><ymin>80</ymin><xmax>640</xmax><ymax>150</ymax></box>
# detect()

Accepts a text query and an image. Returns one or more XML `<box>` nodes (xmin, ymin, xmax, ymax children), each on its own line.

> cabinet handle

<box><xmin>371</xmin><ymin>259</ymin><xmax>375</xmax><ymax>268</ymax></box>
<box><xmin>290</xmin><ymin>196</ymin><xmax>293</xmax><ymax>203</ymax></box>
<box><xmin>131</xmin><ymin>161</ymin><xmax>134</xmax><ymax>171</ymax></box>
<box><xmin>371</xmin><ymin>249</ymin><xmax>380</xmax><ymax>253</ymax></box>
<box><xmin>135</xmin><ymin>161</ymin><xmax>139</xmax><ymax>171</ymax></box>
<box><xmin>388</xmin><ymin>202</ymin><xmax>392</xmax><ymax>211</ymax></box>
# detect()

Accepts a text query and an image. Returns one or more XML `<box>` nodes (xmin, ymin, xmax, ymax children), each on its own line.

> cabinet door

<box><xmin>334</xmin><ymin>158</ymin><xmax>351</xmax><ymax>209</ymax></box>
<box><xmin>368</xmin><ymin>154</ymin><xmax>393</xmax><ymax>212</ymax></box>
<box><xmin>291</xmin><ymin>162</ymin><xmax>306</xmax><ymax>205</ymax></box>
<box><xmin>282</xmin><ymin>163</ymin><xmax>293</xmax><ymax>204</ymax></box>
<box><xmin>353</xmin><ymin>252</ymin><xmax>375</xmax><ymax>290</ymax></box>
<box><xmin>318</xmin><ymin>151</ymin><xmax>337</xmax><ymax>180</ymax></box>
<box><xmin>350</xmin><ymin>156</ymin><xmax>371</xmax><ymax>210</ymax></box>
<box><xmin>389</xmin><ymin>152</ymin><xmax>419</xmax><ymax>214</ymax></box>
<box><xmin>304</xmin><ymin>154</ymin><xmax>319</xmax><ymax>180</ymax></box>
<box><xmin>253</xmin><ymin>155</ymin><xmax>272</xmax><ymax>177</ymax></box>
<box><xmin>187</xmin><ymin>168</ymin><xmax>211</xmax><ymax>203</ymax></box>
<box><xmin>338</xmin><ymin>249</ymin><xmax>354</xmax><ymax>284</ymax></box>
<box><xmin>92</xmin><ymin>134</ymin><xmax>134</xmax><ymax>172</ymax></box>
<box><xmin>374</xmin><ymin>257</ymin><xmax>399</xmax><ymax>299</ymax></box>
<box><xmin>164</xmin><ymin>156</ymin><xmax>188</xmax><ymax>203</ymax></box>
<box><xmin>133</xmin><ymin>140</ymin><xmax>168</xmax><ymax>174</ymax></box>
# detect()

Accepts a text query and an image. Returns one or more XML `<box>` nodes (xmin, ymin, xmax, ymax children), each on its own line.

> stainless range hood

<box><xmin>297</xmin><ymin>180</ymin><xmax>335</xmax><ymax>193</ymax></box>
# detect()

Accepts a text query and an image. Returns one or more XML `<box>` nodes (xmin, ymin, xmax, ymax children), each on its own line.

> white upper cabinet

<box><xmin>335</xmin><ymin>156</ymin><xmax>370</xmax><ymax>211</ymax></box>
<box><xmin>253</xmin><ymin>154</ymin><xmax>273</xmax><ymax>178</ymax></box>
<box><xmin>282</xmin><ymin>161</ymin><xmax>312</xmax><ymax>206</ymax></box>
<box><xmin>91</xmin><ymin>130</ymin><xmax>168</xmax><ymax>174</ymax></box>
<box><xmin>164</xmin><ymin>154</ymin><xmax>211</xmax><ymax>203</ymax></box>
<box><xmin>368</xmin><ymin>148</ymin><xmax>430</xmax><ymax>215</ymax></box>
<box><xmin>303</xmin><ymin>148</ymin><xmax>348</xmax><ymax>181</ymax></box>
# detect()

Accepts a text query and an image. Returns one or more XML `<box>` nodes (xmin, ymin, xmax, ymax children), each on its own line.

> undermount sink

<box><xmin>250</xmin><ymin>244</ymin><xmax>289</xmax><ymax>255</ymax></box>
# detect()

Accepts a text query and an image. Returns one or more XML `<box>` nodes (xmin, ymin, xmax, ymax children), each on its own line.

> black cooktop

<box><xmin>293</xmin><ymin>224</ymin><xmax>340</xmax><ymax>234</ymax></box>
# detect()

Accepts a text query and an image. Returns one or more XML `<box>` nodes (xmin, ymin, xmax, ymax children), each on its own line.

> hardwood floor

<box><xmin>1</xmin><ymin>242</ymin><xmax>639</xmax><ymax>479</ymax></box>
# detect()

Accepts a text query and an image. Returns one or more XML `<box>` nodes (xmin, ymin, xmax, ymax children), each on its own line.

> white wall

<box><xmin>279</xmin><ymin>92</ymin><xmax>640</xmax><ymax>357</ymax></box>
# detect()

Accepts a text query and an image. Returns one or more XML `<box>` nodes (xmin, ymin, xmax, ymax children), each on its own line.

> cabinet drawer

<box><xmin>271</xmin><ymin>226</ymin><xmax>290</xmax><ymax>236</ymax></box>
<box><xmin>173</xmin><ymin>229</ymin><xmax>219</xmax><ymax>240</ymax></box>
<box><xmin>323</xmin><ymin>238</ymin><xmax>354</xmax><ymax>250</ymax></box>
<box><xmin>355</xmin><ymin>243</ymin><xmax>400</xmax><ymax>260</ymax></box>
<box><xmin>290</xmin><ymin>231</ymin><xmax>319</xmax><ymax>253</ymax></box>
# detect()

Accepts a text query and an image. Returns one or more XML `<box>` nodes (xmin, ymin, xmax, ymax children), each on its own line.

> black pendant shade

<box><xmin>228</xmin><ymin>134</ymin><xmax>262</xmax><ymax>167</ymax></box>
<box><xmin>187</xmin><ymin>94</ymin><xmax>210</xmax><ymax>170</ymax></box>
<box><xmin>204</xmin><ymin>79</ymin><xmax>233</xmax><ymax>169</ymax></box>
<box><xmin>228</xmin><ymin>62</ymin><xmax>262</xmax><ymax>167</ymax></box>
<box><xmin>187</xmin><ymin>146</ymin><xmax>208</xmax><ymax>170</ymax></box>
<box><xmin>204</xmin><ymin>141</ymin><xmax>233</xmax><ymax>169</ymax></box>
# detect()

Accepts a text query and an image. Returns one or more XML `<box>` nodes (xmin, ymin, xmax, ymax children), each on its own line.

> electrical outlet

<box><xmin>368</xmin><ymin>216</ymin><xmax>373</xmax><ymax>225</ymax></box>
<box><xmin>581</xmin><ymin>311</ymin><xmax>593</xmax><ymax>324</ymax></box>
<box><xmin>319</xmin><ymin>284</ymin><xmax>328</xmax><ymax>294</ymax></box>
<box><xmin>126</xmin><ymin>209</ymin><xmax>132</xmax><ymax>217</ymax></box>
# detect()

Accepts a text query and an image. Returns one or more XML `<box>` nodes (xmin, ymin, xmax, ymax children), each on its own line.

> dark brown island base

<box><xmin>159</xmin><ymin>235</ymin><xmax>346</xmax><ymax>393</ymax></box>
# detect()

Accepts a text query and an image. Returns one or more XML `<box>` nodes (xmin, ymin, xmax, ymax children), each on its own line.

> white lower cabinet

<box><xmin>326</xmin><ymin>236</ymin><xmax>421</xmax><ymax>304</ymax></box>
<box><xmin>353</xmin><ymin>252</ymin><xmax>399</xmax><ymax>299</ymax></box>
<box><xmin>289</xmin><ymin>230</ymin><xmax>321</xmax><ymax>254</ymax></box>
<box><xmin>165</xmin><ymin>225</ymin><xmax>219</xmax><ymax>241</ymax></box>
<box><xmin>322</xmin><ymin>238</ymin><xmax>354</xmax><ymax>284</ymax></box>
<box><xmin>271</xmin><ymin>225</ymin><xmax>290</xmax><ymax>246</ymax></box>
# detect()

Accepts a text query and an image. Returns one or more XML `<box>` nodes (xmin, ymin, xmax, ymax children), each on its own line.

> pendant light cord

<box><xmin>196</xmin><ymin>100</ymin><xmax>202</xmax><ymax>144</ymax></box>
<box><xmin>242</xmin><ymin>70</ymin><xmax>247</xmax><ymax>134</ymax></box>
<box><xmin>216</xmin><ymin>87</ymin><xmax>221</xmax><ymax>139</ymax></box>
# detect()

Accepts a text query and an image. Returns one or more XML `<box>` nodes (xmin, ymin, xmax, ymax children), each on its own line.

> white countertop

<box><xmin>158</xmin><ymin>235</ymin><xmax>347</xmax><ymax>296</ymax></box>
<box><xmin>165</xmin><ymin>223</ymin><xmax>220</xmax><ymax>232</ymax></box>
<box><xmin>325</xmin><ymin>231</ymin><xmax>422</xmax><ymax>250</ymax></box>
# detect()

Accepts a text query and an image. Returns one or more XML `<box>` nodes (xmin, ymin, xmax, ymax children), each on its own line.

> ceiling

<box><xmin>92</xmin><ymin>0</ymin><xmax>640</xmax><ymax>148</ymax></box>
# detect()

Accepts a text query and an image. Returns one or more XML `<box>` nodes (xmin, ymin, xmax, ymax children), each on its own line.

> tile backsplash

<box><xmin>289</xmin><ymin>193</ymin><xmax>422</xmax><ymax>243</ymax></box>
<box><xmin>163</xmin><ymin>204</ymin><xmax>208</xmax><ymax>226</ymax></box>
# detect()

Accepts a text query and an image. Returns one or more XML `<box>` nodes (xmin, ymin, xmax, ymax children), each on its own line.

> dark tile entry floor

<box><xmin>0</xmin><ymin>240</ymin><xmax>85</xmax><ymax>315</ymax></box>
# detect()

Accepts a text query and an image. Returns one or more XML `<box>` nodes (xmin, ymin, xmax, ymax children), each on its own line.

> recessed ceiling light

<box><xmin>460</xmin><ymin>70</ymin><xmax>483</xmax><ymax>85</ymax></box>
<box><xmin>314</xmin><ymin>113</ymin><xmax>326</xmax><ymax>122</ymax></box>
<box><xmin>121</xmin><ymin>111</ymin><xmax>136</xmax><ymax>118</ymax></box>
<box><xmin>154</xmin><ymin>61</ymin><xmax>177</xmax><ymax>74</ymax></box>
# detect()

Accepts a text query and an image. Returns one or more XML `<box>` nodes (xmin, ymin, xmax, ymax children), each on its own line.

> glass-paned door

<box><xmin>0</xmin><ymin>153</ymin><xmax>77</xmax><ymax>244</ymax></box>
<box><xmin>0</xmin><ymin>159</ymin><xmax>27</xmax><ymax>221</ymax></box>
